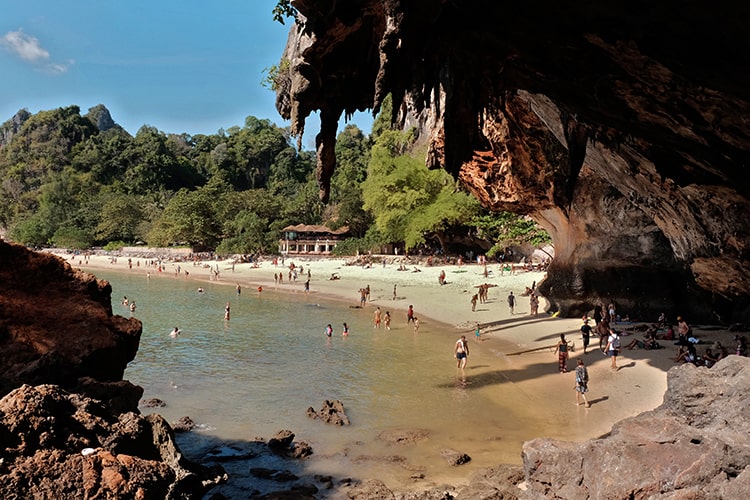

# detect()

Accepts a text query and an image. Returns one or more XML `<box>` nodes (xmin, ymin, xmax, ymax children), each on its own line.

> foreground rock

<box><xmin>276</xmin><ymin>2</ymin><xmax>750</xmax><ymax>322</ymax></box>
<box><xmin>0</xmin><ymin>240</ymin><xmax>142</xmax><ymax>403</ymax></box>
<box><xmin>0</xmin><ymin>384</ymin><xmax>226</xmax><ymax>498</ymax></box>
<box><xmin>522</xmin><ymin>356</ymin><xmax>750</xmax><ymax>498</ymax></box>
<box><xmin>306</xmin><ymin>399</ymin><xmax>350</xmax><ymax>425</ymax></box>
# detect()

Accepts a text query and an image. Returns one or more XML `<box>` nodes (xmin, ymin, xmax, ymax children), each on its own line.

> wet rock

<box><xmin>439</xmin><ymin>448</ymin><xmax>471</xmax><ymax>466</ymax></box>
<box><xmin>268</xmin><ymin>429</ymin><xmax>295</xmax><ymax>451</ymax></box>
<box><xmin>346</xmin><ymin>479</ymin><xmax>396</xmax><ymax>499</ymax></box>
<box><xmin>290</xmin><ymin>441</ymin><xmax>313</xmax><ymax>459</ymax></box>
<box><xmin>171</xmin><ymin>415</ymin><xmax>196</xmax><ymax>433</ymax></box>
<box><xmin>141</xmin><ymin>397</ymin><xmax>166</xmax><ymax>408</ymax></box>
<box><xmin>307</xmin><ymin>399</ymin><xmax>350</xmax><ymax>425</ymax></box>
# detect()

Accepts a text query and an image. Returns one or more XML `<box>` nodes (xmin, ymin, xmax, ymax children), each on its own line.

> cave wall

<box><xmin>276</xmin><ymin>0</ymin><xmax>750</xmax><ymax>322</ymax></box>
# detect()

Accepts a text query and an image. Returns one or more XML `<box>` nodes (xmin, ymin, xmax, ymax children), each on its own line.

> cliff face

<box><xmin>0</xmin><ymin>240</ymin><xmax>142</xmax><ymax>401</ymax></box>
<box><xmin>276</xmin><ymin>1</ymin><xmax>750</xmax><ymax>322</ymax></box>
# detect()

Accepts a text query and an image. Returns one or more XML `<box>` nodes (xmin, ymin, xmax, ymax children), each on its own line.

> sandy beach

<box><xmin>55</xmin><ymin>250</ymin><xmax>739</xmax><ymax>475</ymax></box>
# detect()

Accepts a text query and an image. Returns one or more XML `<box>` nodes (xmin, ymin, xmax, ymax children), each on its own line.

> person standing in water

<box><xmin>170</xmin><ymin>327</ymin><xmax>180</xmax><ymax>338</ymax></box>
<box><xmin>342</xmin><ymin>323</ymin><xmax>349</xmax><ymax>337</ymax></box>
<box><xmin>236</xmin><ymin>283</ymin><xmax>241</xmax><ymax>296</ymax></box>
<box><xmin>474</xmin><ymin>323</ymin><xmax>481</xmax><ymax>341</ymax></box>
<box><xmin>384</xmin><ymin>311</ymin><xmax>391</xmax><ymax>330</ymax></box>
<box><xmin>325</xmin><ymin>324</ymin><xmax>333</xmax><ymax>337</ymax></box>
<box><xmin>373</xmin><ymin>307</ymin><xmax>382</xmax><ymax>328</ymax></box>
<box><xmin>224</xmin><ymin>302</ymin><xmax>231</xmax><ymax>320</ymax></box>
<box><xmin>455</xmin><ymin>335</ymin><xmax>469</xmax><ymax>368</ymax></box>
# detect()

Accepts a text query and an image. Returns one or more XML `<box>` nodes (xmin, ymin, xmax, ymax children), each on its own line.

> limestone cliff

<box><xmin>276</xmin><ymin>1</ymin><xmax>750</xmax><ymax>322</ymax></box>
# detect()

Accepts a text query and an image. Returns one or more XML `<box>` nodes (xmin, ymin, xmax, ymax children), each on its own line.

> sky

<box><xmin>0</xmin><ymin>0</ymin><xmax>373</xmax><ymax>147</ymax></box>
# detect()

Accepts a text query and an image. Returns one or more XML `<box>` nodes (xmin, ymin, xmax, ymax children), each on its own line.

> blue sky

<box><xmin>0</xmin><ymin>0</ymin><xmax>372</xmax><ymax>146</ymax></box>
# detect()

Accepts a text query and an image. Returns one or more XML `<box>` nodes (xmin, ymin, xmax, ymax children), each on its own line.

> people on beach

<box><xmin>392</xmin><ymin>284</ymin><xmax>397</xmax><ymax>300</ymax></box>
<box><xmin>475</xmin><ymin>323</ymin><xmax>481</xmax><ymax>341</ymax></box>
<box><xmin>580</xmin><ymin>319</ymin><xmax>592</xmax><ymax>354</ymax></box>
<box><xmin>342</xmin><ymin>322</ymin><xmax>349</xmax><ymax>337</ymax></box>
<box><xmin>384</xmin><ymin>311</ymin><xmax>391</xmax><ymax>330</ymax></box>
<box><xmin>529</xmin><ymin>293</ymin><xmax>539</xmax><ymax>316</ymax></box>
<box><xmin>304</xmin><ymin>279</ymin><xmax>310</xmax><ymax>294</ymax></box>
<box><xmin>455</xmin><ymin>335</ymin><xmax>469</xmax><ymax>368</ymax></box>
<box><xmin>438</xmin><ymin>270</ymin><xmax>446</xmax><ymax>285</ymax></box>
<box><xmin>359</xmin><ymin>288</ymin><xmax>367</xmax><ymax>307</ymax></box>
<box><xmin>507</xmin><ymin>291</ymin><xmax>516</xmax><ymax>315</ymax></box>
<box><xmin>224</xmin><ymin>302</ymin><xmax>230</xmax><ymax>321</ymax></box>
<box><xmin>236</xmin><ymin>283</ymin><xmax>241</xmax><ymax>295</ymax></box>
<box><xmin>554</xmin><ymin>333</ymin><xmax>570</xmax><ymax>373</ymax></box>
<box><xmin>606</xmin><ymin>330</ymin><xmax>621</xmax><ymax>370</ymax></box>
<box><xmin>413</xmin><ymin>316</ymin><xmax>420</xmax><ymax>333</ymax></box>
<box><xmin>325</xmin><ymin>324</ymin><xmax>333</xmax><ymax>337</ymax></box>
<box><xmin>373</xmin><ymin>307</ymin><xmax>382</xmax><ymax>328</ymax></box>
<box><xmin>575</xmin><ymin>358</ymin><xmax>591</xmax><ymax>407</ymax></box>
<box><xmin>407</xmin><ymin>305</ymin><xmax>414</xmax><ymax>323</ymax></box>
<box><xmin>470</xmin><ymin>294</ymin><xmax>478</xmax><ymax>312</ymax></box>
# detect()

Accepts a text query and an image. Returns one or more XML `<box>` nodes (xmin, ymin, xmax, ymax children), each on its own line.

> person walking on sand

<box><xmin>407</xmin><ymin>305</ymin><xmax>415</xmax><ymax>323</ymax></box>
<box><xmin>393</xmin><ymin>284</ymin><xmax>397</xmax><ymax>300</ymax></box>
<box><xmin>470</xmin><ymin>294</ymin><xmax>478</xmax><ymax>312</ymax></box>
<box><xmin>224</xmin><ymin>302</ymin><xmax>230</xmax><ymax>321</ymax></box>
<box><xmin>575</xmin><ymin>358</ymin><xmax>591</xmax><ymax>407</ymax></box>
<box><xmin>413</xmin><ymin>316</ymin><xmax>420</xmax><ymax>333</ymax></box>
<box><xmin>373</xmin><ymin>307</ymin><xmax>382</xmax><ymax>328</ymax></box>
<box><xmin>455</xmin><ymin>335</ymin><xmax>469</xmax><ymax>368</ymax></box>
<box><xmin>554</xmin><ymin>333</ymin><xmax>570</xmax><ymax>373</ymax></box>
<box><xmin>580</xmin><ymin>319</ymin><xmax>592</xmax><ymax>354</ymax></box>
<box><xmin>606</xmin><ymin>329</ymin><xmax>621</xmax><ymax>370</ymax></box>
<box><xmin>507</xmin><ymin>291</ymin><xmax>516</xmax><ymax>315</ymax></box>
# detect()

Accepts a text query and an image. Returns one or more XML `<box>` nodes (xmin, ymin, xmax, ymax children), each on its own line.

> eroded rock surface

<box><xmin>521</xmin><ymin>356</ymin><xmax>750</xmax><ymax>499</ymax></box>
<box><xmin>0</xmin><ymin>240</ymin><xmax>142</xmax><ymax>401</ymax></box>
<box><xmin>276</xmin><ymin>1</ymin><xmax>750</xmax><ymax>322</ymax></box>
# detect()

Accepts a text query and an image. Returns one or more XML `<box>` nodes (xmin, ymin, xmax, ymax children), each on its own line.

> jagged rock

<box><xmin>439</xmin><ymin>448</ymin><xmax>471</xmax><ymax>466</ymax></box>
<box><xmin>276</xmin><ymin>2</ymin><xmax>750</xmax><ymax>322</ymax></box>
<box><xmin>171</xmin><ymin>416</ymin><xmax>196</xmax><ymax>433</ymax></box>
<box><xmin>268</xmin><ymin>429</ymin><xmax>295</xmax><ymax>451</ymax></box>
<box><xmin>141</xmin><ymin>397</ymin><xmax>167</xmax><ymax>408</ymax></box>
<box><xmin>308</xmin><ymin>399</ymin><xmax>350</xmax><ymax>425</ymax></box>
<box><xmin>521</xmin><ymin>356</ymin><xmax>750</xmax><ymax>499</ymax></box>
<box><xmin>0</xmin><ymin>384</ymin><xmax>226</xmax><ymax>498</ymax></box>
<box><xmin>290</xmin><ymin>441</ymin><xmax>313</xmax><ymax>459</ymax></box>
<box><xmin>0</xmin><ymin>241</ymin><xmax>142</xmax><ymax>404</ymax></box>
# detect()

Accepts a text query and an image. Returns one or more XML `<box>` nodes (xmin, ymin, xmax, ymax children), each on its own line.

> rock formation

<box><xmin>0</xmin><ymin>241</ymin><xmax>224</xmax><ymax>498</ymax></box>
<box><xmin>521</xmin><ymin>356</ymin><xmax>750</xmax><ymax>499</ymax></box>
<box><xmin>276</xmin><ymin>1</ymin><xmax>750</xmax><ymax>322</ymax></box>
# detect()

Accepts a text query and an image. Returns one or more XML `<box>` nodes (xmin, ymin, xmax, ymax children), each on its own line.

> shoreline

<box><xmin>50</xmin><ymin>250</ymin><xmax>740</xmax><ymax>493</ymax></box>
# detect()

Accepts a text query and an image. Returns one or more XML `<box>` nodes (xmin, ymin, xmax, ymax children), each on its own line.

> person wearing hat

<box><xmin>580</xmin><ymin>318</ymin><xmax>592</xmax><ymax>354</ymax></box>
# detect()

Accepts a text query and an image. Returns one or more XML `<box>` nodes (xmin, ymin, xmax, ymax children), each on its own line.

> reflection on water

<box><xmin>99</xmin><ymin>270</ymin><xmax>545</xmax><ymax>493</ymax></box>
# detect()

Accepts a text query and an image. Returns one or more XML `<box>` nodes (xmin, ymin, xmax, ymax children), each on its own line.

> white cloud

<box><xmin>2</xmin><ymin>29</ymin><xmax>49</xmax><ymax>62</ymax></box>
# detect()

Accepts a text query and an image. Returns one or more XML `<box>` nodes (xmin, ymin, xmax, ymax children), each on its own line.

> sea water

<box><xmin>103</xmin><ymin>270</ymin><xmax>542</xmax><ymax>493</ymax></box>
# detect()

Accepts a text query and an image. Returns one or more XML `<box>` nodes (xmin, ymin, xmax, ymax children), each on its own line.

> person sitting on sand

<box><xmin>329</xmin><ymin>273</ymin><xmax>340</xmax><ymax>280</ymax></box>
<box><xmin>702</xmin><ymin>348</ymin><xmax>719</xmax><ymax>367</ymax></box>
<box><xmin>672</xmin><ymin>344</ymin><xmax>697</xmax><ymax>364</ymax></box>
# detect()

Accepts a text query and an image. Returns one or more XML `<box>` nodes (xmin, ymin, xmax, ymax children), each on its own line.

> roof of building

<box><xmin>281</xmin><ymin>224</ymin><xmax>349</xmax><ymax>235</ymax></box>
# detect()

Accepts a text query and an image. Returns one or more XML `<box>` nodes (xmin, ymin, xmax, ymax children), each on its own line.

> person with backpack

<box><xmin>574</xmin><ymin>358</ymin><xmax>591</xmax><ymax>408</ymax></box>
<box><xmin>606</xmin><ymin>330</ymin><xmax>621</xmax><ymax>370</ymax></box>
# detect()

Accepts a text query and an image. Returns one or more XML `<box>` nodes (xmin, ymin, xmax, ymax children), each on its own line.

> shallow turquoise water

<box><xmin>100</xmin><ymin>269</ymin><xmax>523</xmax><ymax>492</ymax></box>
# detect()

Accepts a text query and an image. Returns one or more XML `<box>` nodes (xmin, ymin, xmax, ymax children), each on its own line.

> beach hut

<box><xmin>279</xmin><ymin>224</ymin><xmax>349</xmax><ymax>255</ymax></box>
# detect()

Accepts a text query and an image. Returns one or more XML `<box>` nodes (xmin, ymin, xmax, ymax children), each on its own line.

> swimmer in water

<box><xmin>170</xmin><ymin>327</ymin><xmax>180</xmax><ymax>338</ymax></box>
<box><xmin>197</xmin><ymin>287</ymin><xmax>204</xmax><ymax>293</ymax></box>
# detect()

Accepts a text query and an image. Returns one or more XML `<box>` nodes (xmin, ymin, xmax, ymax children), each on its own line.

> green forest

<box><xmin>0</xmin><ymin>97</ymin><xmax>549</xmax><ymax>258</ymax></box>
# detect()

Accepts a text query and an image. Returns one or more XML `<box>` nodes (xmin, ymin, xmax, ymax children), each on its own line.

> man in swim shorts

<box><xmin>455</xmin><ymin>335</ymin><xmax>469</xmax><ymax>368</ymax></box>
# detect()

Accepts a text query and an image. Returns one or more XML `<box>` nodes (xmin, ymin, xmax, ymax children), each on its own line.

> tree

<box><xmin>362</xmin><ymin>129</ymin><xmax>481</xmax><ymax>252</ymax></box>
<box><xmin>328</xmin><ymin>125</ymin><xmax>372</xmax><ymax>236</ymax></box>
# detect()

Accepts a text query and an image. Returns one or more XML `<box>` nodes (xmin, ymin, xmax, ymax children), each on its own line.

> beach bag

<box><xmin>612</xmin><ymin>334</ymin><xmax>621</xmax><ymax>349</ymax></box>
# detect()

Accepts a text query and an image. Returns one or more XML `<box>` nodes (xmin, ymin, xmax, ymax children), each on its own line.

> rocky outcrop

<box><xmin>521</xmin><ymin>356</ymin><xmax>750</xmax><ymax>499</ymax></box>
<box><xmin>306</xmin><ymin>398</ymin><xmax>351</xmax><ymax>425</ymax></box>
<box><xmin>0</xmin><ymin>240</ymin><xmax>142</xmax><ymax>404</ymax></box>
<box><xmin>0</xmin><ymin>384</ymin><xmax>226</xmax><ymax>499</ymax></box>
<box><xmin>276</xmin><ymin>1</ymin><xmax>750</xmax><ymax>322</ymax></box>
<box><xmin>0</xmin><ymin>241</ymin><xmax>224</xmax><ymax>498</ymax></box>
